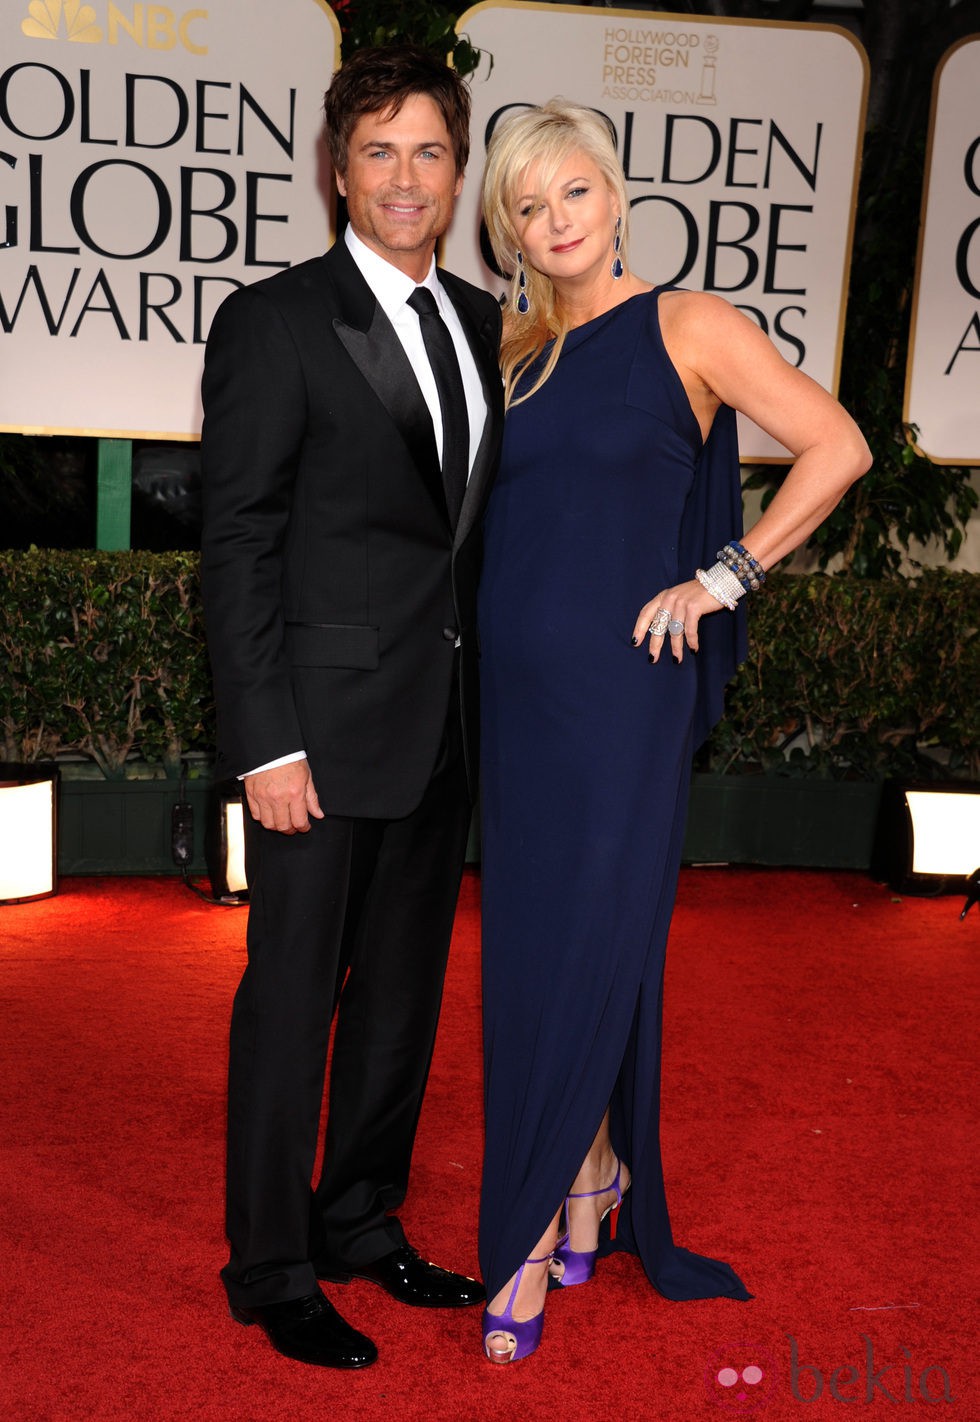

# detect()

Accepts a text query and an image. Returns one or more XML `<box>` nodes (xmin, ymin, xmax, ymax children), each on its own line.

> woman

<box><xmin>477</xmin><ymin>100</ymin><xmax>871</xmax><ymax>1364</ymax></box>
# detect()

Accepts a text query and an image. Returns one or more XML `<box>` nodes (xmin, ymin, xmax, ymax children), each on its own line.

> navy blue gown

<box><xmin>478</xmin><ymin>288</ymin><xmax>750</xmax><ymax>1305</ymax></box>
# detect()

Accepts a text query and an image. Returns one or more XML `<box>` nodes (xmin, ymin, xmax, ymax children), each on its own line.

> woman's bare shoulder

<box><xmin>658</xmin><ymin>289</ymin><xmax>768</xmax><ymax>371</ymax></box>
<box><xmin>658</xmin><ymin>287</ymin><xmax>736</xmax><ymax>331</ymax></box>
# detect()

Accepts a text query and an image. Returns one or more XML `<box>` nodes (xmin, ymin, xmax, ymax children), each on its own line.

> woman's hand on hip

<box><xmin>633</xmin><ymin>580</ymin><xmax>723</xmax><ymax>664</ymax></box>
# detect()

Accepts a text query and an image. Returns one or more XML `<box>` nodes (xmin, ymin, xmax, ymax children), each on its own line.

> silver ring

<box><xmin>649</xmin><ymin>609</ymin><xmax>671</xmax><ymax>637</ymax></box>
<box><xmin>667</xmin><ymin>619</ymin><xmax>686</xmax><ymax>637</ymax></box>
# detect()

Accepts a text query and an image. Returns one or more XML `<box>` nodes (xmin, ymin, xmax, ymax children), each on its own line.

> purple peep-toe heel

<box><xmin>550</xmin><ymin>1160</ymin><xmax>626</xmax><ymax>1288</ymax></box>
<box><xmin>482</xmin><ymin>1251</ymin><xmax>554</xmax><ymax>1364</ymax></box>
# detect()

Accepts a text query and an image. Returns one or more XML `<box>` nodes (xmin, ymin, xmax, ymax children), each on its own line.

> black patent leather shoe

<box><xmin>230</xmin><ymin>1287</ymin><xmax>377</xmax><ymax>1368</ymax></box>
<box><xmin>317</xmin><ymin>1243</ymin><xmax>485</xmax><ymax>1308</ymax></box>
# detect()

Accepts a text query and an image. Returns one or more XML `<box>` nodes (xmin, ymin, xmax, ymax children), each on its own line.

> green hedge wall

<box><xmin>1</xmin><ymin>552</ymin><xmax>976</xmax><ymax>782</ymax></box>
<box><xmin>702</xmin><ymin>569</ymin><xmax>979</xmax><ymax>780</ymax></box>
<box><xmin>0</xmin><ymin>551</ymin><xmax>212</xmax><ymax>777</ymax></box>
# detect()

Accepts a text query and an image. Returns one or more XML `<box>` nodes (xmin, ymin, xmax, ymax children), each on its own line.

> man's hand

<box><xmin>243</xmin><ymin>760</ymin><xmax>324</xmax><ymax>834</ymax></box>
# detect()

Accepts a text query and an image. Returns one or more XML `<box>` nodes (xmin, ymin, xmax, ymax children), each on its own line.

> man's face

<box><xmin>337</xmin><ymin>93</ymin><xmax>463</xmax><ymax>280</ymax></box>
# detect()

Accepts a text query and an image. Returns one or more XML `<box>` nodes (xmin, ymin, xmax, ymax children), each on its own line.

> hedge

<box><xmin>1</xmin><ymin>551</ymin><xmax>976</xmax><ymax>782</ymax></box>
<box><xmin>0</xmin><ymin>550</ymin><xmax>211</xmax><ymax>777</ymax></box>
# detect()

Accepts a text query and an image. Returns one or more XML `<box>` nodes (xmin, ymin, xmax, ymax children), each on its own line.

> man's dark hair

<box><xmin>323</xmin><ymin>44</ymin><xmax>472</xmax><ymax>178</ymax></box>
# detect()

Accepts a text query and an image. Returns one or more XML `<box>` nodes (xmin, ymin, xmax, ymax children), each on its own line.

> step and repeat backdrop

<box><xmin>0</xmin><ymin>1</ymin><xmax>977</xmax><ymax>465</ymax></box>
<box><xmin>446</xmin><ymin>2</ymin><xmax>868</xmax><ymax>460</ymax></box>
<box><xmin>0</xmin><ymin>0</ymin><xmax>339</xmax><ymax>437</ymax></box>
<box><xmin>904</xmin><ymin>34</ymin><xmax>980</xmax><ymax>466</ymax></box>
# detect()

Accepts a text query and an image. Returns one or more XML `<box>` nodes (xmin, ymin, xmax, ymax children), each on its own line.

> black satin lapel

<box><xmin>454</xmin><ymin>306</ymin><xmax>504</xmax><ymax>549</ymax></box>
<box><xmin>333</xmin><ymin>307</ymin><xmax>449</xmax><ymax>524</ymax></box>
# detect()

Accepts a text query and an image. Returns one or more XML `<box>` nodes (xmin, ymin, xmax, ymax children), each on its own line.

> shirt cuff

<box><xmin>238</xmin><ymin>751</ymin><xmax>307</xmax><ymax>779</ymax></box>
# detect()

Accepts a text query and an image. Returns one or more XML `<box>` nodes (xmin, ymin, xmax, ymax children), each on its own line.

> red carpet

<box><xmin>0</xmin><ymin>869</ymin><xmax>976</xmax><ymax>1420</ymax></box>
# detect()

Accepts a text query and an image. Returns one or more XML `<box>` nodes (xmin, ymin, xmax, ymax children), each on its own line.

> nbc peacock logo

<box><xmin>22</xmin><ymin>0</ymin><xmax>103</xmax><ymax>42</ymax></box>
<box><xmin>18</xmin><ymin>2</ymin><xmax>208</xmax><ymax>52</ymax></box>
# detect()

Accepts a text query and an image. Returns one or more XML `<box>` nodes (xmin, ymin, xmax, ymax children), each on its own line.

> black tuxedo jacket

<box><xmin>200</xmin><ymin>240</ymin><xmax>504</xmax><ymax>818</ymax></box>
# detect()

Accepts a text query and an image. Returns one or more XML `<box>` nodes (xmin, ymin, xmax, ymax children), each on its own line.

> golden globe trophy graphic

<box><xmin>697</xmin><ymin>34</ymin><xmax>719</xmax><ymax>106</ymax></box>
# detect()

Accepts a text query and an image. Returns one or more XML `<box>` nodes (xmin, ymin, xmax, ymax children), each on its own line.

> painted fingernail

<box><xmin>673</xmin><ymin>654</ymin><xmax>680</xmax><ymax>665</ymax></box>
<box><xmin>631</xmin><ymin>635</ymin><xmax>638</xmax><ymax>645</ymax></box>
<box><xmin>648</xmin><ymin>653</ymin><xmax>654</xmax><ymax>663</ymax></box>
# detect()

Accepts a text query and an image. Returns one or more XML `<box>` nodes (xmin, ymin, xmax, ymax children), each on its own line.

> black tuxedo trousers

<box><xmin>221</xmin><ymin>682</ymin><xmax>469</xmax><ymax>1308</ymax></box>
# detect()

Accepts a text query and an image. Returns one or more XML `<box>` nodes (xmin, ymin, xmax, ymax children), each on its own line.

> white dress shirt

<box><xmin>243</xmin><ymin>228</ymin><xmax>489</xmax><ymax>780</ymax></box>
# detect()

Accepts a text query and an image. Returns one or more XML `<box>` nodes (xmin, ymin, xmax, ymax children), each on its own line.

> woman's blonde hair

<box><xmin>481</xmin><ymin>99</ymin><xmax>630</xmax><ymax>407</ymax></box>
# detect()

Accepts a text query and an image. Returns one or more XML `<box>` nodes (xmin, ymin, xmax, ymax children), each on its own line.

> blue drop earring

<box><xmin>611</xmin><ymin>216</ymin><xmax>624</xmax><ymax>280</ymax></box>
<box><xmin>516</xmin><ymin>249</ymin><xmax>530</xmax><ymax>314</ymax></box>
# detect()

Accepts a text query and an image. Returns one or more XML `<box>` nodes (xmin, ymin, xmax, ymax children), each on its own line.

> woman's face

<box><xmin>511</xmin><ymin>148</ymin><xmax>620</xmax><ymax>289</ymax></box>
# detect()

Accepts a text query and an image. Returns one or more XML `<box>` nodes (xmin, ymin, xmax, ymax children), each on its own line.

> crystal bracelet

<box><xmin>695</xmin><ymin>563</ymin><xmax>744</xmax><ymax>612</ymax></box>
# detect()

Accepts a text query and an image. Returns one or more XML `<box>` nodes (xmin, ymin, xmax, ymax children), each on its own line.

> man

<box><xmin>200</xmin><ymin>44</ymin><xmax>503</xmax><ymax>1370</ymax></box>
